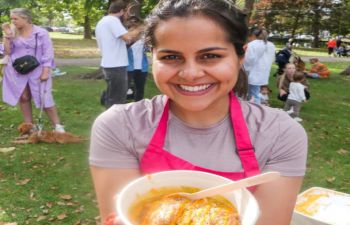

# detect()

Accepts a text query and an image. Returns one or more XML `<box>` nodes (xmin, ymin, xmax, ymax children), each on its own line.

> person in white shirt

<box><xmin>95</xmin><ymin>0</ymin><xmax>141</xmax><ymax>108</ymax></box>
<box><xmin>283</xmin><ymin>71</ymin><xmax>307</xmax><ymax>122</ymax></box>
<box><xmin>243</xmin><ymin>28</ymin><xmax>275</xmax><ymax>104</ymax></box>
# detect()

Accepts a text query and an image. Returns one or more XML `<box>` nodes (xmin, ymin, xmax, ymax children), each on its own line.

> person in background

<box><xmin>277</xmin><ymin>63</ymin><xmax>310</xmax><ymax>102</ymax></box>
<box><xmin>89</xmin><ymin>1</ymin><xmax>307</xmax><ymax>225</ymax></box>
<box><xmin>306</xmin><ymin>58</ymin><xmax>331</xmax><ymax>79</ymax></box>
<box><xmin>283</xmin><ymin>72</ymin><xmax>307</xmax><ymax>122</ymax></box>
<box><xmin>126</xmin><ymin>16</ymin><xmax>148</xmax><ymax>102</ymax></box>
<box><xmin>243</xmin><ymin>28</ymin><xmax>275</xmax><ymax>104</ymax></box>
<box><xmin>1</xmin><ymin>8</ymin><xmax>65</xmax><ymax>132</ymax></box>
<box><xmin>95</xmin><ymin>0</ymin><xmax>142</xmax><ymax>108</ymax></box>
<box><xmin>275</xmin><ymin>44</ymin><xmax>292</xmax><ymax>76</ymax></box>
<box><xmin>293</xmin><ymin>56</ymin><xmax>307</xmax><ymax>75</ymax></box>
<box><xmin>259</xmin><ymin>85</ymin><xmax>271</xmax><ymax>106</ymax></box>
<box><xmin>326</xmin><ymin>38</ymin><xmax>336</xmax><ymax>57</ymax></box>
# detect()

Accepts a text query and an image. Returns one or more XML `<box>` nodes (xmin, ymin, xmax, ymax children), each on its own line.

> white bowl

<box><xmin>117</xmin><ymin>170</ymin><xmax>260</xmax><ymax>225</ymax></box>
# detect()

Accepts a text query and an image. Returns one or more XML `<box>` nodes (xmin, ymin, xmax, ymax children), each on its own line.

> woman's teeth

<box><xmin>179</xmin><ymin>84</ymin><xmax>211</xmax><ymax>92</ymax></box>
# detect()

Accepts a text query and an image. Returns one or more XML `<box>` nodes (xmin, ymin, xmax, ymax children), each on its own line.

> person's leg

<box><xmin>283</xmin><ymin>100</ymin><xmax>292</xmax><ymax>112</ymax></box>
<box><xmin>44</xmin><ymin>106</ymin><xmax>60</xmax><ymax>125</ymax></box>
<box><xmin>306</xmin><ymin>73</ymin><xmax>320</xmax><ymax>79</ymax></box>
<box><xmin>134</xmin><ymin>70</ymin><xmax>147</xmax><ymax>101</ymax></box>
<box><xmin>19</xmin><ymin>84</ymin><xmax>33</xmax><ymax>123</ymax></box>
<box><xmin>102</xmin><ymin>67</ymin><xmax>128</xmax><ymax>108</ymax></box>
<box><xmin>292</xmin><ymin>101</ymin><xmax>302</xmax><ymax>118</ymax></box>
<box><xmin>248</xmin><ymin>85</ymin><xmax>261</xmax><ymax>104</ymax></box>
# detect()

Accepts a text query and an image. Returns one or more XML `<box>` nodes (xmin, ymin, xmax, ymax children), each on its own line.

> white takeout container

<box><xmin>291</xmin><ymin>187</ymin><xmax>350</xmax><ymax>225</ymax></box>
<box><xmin>117</xmin><ymin>170</ymin><xmax>260</xmax><ymax>225</ymax></box>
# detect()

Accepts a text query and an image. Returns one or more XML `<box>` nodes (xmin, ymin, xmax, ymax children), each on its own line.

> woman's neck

<box><xmin>169</xmin><ymin>95</ymin><xmax>230</xmax><ymax>128</ymax></box>
<box><xmin>18</xmin><ymin>24</ymin><xmax>33</xmax><ymax>37</ymax></box>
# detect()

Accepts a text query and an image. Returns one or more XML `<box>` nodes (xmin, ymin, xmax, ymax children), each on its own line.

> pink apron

<box><xmin>140</xmin><ymin>92</ymin><xmax>260</xmax><ymax>181</ymax></box>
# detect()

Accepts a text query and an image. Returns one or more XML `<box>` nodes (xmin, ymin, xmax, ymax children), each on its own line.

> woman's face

<box><xmin>285</xmin><ymin>64</ymin><xmax>296</xmax><ymax>76</ymax></box>
<box><xmin>152</xmin><ymin>15</ymin><xmax>242</xmax><ymax>113</ymax></box>
<box><xmin>10</xmin><ymin>13</ymin><xmax>29</xmax><ymax>29</ymax></box>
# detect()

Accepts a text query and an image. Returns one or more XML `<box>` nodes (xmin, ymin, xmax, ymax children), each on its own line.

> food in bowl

<box><xmin>128</xmin><ymin>186</ymin><xmax>241</xmax><ymax>225</ymax></box>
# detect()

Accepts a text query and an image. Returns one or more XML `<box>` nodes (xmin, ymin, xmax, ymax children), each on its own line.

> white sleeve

<box><xmin>109</xmin><ymin>18</ymin><xmax>127</xmax><ymax>39</ymax></box>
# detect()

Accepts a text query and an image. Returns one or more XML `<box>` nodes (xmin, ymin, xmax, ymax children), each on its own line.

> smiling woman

<box><xmin>89</xmin><ymin>1</ymin><xmax>308</xmax><ymax>225</ymax></box>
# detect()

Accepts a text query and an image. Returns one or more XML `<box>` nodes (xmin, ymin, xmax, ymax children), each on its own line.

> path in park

<box><xmin>55</xmin><ymin>56</ymin><xmax>349</xmax><ymax>67</ymax></box>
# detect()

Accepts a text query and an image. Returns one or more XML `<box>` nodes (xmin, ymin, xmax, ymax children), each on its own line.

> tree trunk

<box><xmin>311</xmin><ymin>9</ymin><xmax>321</xmax><ymax>48</ymax></box>
<box><xmin>291</xmin><ymin>3</ymin><xmax>303</xmax><ymax>38</ymax></box>
<box><xmin>83</xmin><ymin>15</ymin><xmax>92</xmax><ymax>39</ymax></box>
<box><xmin>245</xmin><ymin>0</ymin><xmax>255</xmax><ymax>22</ymax></box>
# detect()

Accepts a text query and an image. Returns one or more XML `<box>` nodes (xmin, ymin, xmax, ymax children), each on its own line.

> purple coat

<box><xmin>2</xmin><ymin>25</ymin><xmax>55</xmax><ymax>108</ymax></box>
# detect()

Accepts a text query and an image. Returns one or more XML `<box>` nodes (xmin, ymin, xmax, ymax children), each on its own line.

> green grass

<box><xmin>0</xmin><ymin>66</ymin><xmax>160</xmax><ymax>224</ymax></box>
<box><xmin>50</xmin><ymin>32</ymin><xmax>99</xmax><ymax>59</ymax></box>
<box><xmin>0</xmin><ymin>61</ymin><xmax>349</xmax><ymax>224</ymax></box>
<box><xmin>268</xmin><ymin>62</ymin><xmax>350</xmax><ymax>193</ymax></box>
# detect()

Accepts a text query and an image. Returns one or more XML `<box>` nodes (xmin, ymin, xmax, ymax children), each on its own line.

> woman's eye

<box><xmin>201</xmin><ymin>54</ymin><xmax>221</xmax><ymax>59</ymax></box>
<box><xmin>161</xmin><ymin>55</ymin><xmax>180</xmax><ymax>60</ymax></box>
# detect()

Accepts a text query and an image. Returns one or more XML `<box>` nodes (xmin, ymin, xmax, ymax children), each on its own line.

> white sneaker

<box><xmin>54</xmin><ymin>124</ymin><xmax>65</xmax><ymax>133</ymax></box>
<box><xmin>294</xmin><ymin>117</ymin><xmax>303</xmax><ymax>122</ymax></box>
<box><xmin>286</xmin><ymin>109</ymin><xmax>294</xmax><ymax>115</ymax></box>
<box><xmin>127</xmin><ymin>88</ymin><xmax>133</xmax><ymax>95</ymax></box>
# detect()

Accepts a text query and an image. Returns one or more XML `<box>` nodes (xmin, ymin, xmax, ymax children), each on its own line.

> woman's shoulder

<box><xmin>32</xmin><ymin>25</ymin><xmax>49</xmax><ymax>37</ymax></box>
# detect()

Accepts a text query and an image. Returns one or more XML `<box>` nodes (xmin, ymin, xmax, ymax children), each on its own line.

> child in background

<box><xmin>126</xmin><ymin>16</ymin><xmax>148</xmax><ymax>101</ymax></box>
<box><xmin>306</xmin><ymin>58</ymin><xmax>330</xmax><ymax>79</ymax></box>
<box><xmin>277</xmin><ymin>63</ymin><xmax>310</xmax><ymax>102</ymax></box>
<box><xmin>259</xmin><ymin>85</ymin><xmax>271</xmax><ymax>106</ymax></box>
<box><xmin>284</xmin><ymin>72</ymin><xmax>307</xmax><ymax>122</ymax></box>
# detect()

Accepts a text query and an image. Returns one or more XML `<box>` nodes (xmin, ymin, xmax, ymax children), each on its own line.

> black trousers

<box><xmin>127</xmin><ymin>70</ymin><xmax>148</xmax><ymax>101</ymax></box>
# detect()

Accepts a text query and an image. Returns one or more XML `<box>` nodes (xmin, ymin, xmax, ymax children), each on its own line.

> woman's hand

<box><xmin>40</xmin><ymin>67</ymin><xmax>50</xmax><ymax>81</ymax></box>
<box><xmin>279</xmin><ymin>89</ymin><xmax>287</xmax><ymax>96</ymax></box>
<box><xmin>2</xmin><ymin>23</ymin><xmax>14</xmax><ymax>39</ymax></box>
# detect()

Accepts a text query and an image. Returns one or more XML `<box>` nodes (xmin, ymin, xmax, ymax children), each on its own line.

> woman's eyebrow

<box><xmin>157</xmin><ymin>49</ymin><xmax>181</xmax><ymax>54</ymax></box>
<box><xmin>197</xmin><ymin>47</ymin><xmax>227</xmax><ymax>53</ymax></box>
<box><xmin>157</xmin><ymin>47</ymin><xmax>227</xmax><ymax>54</ymax></box>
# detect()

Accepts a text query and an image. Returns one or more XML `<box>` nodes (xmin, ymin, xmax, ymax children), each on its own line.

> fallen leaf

<box><xmin>57</xmin><ymin>214</ymin><xmax>67</xmax><ymax>220</ymax></box>
<box><xmin>0</xmin><ymin>147</ymin><xmax>15</xmax><ymax>153</ymax></box>
<box><xmin>37</xmin><ymin>216</ymin><xmax>46</xmax><ymax>221</ymax></box>
<box><xmin>60</xmin><ymin>194</ymin><xmax>72</xmax><ymax>200</ymax></box>
<box><xmin>337</xmin><ymin>149</ymin><xmax>348</xmax><ymax>156</ymax></box>
<box><xmin>73</xmin><ymin>220</ymin><xmax>81</xmax><ymax>225</ymax></box>
<box><xmin>16</xmin><ymin>178</ymin><xmax>31</xmax><ymax>185</ymax></box>
<box><xmin>326</xmin><ymin>177</ymin><xmax>336</xmax><ymax>183</ymax></box>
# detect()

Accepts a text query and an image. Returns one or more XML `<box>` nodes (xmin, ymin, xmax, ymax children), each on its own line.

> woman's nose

<box><xmin>179</xmin><ymin>61</ymin><xmax>204</xmax><ymax>80</ymax></box>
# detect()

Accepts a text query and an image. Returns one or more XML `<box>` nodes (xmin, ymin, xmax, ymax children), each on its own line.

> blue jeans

<box><xmin>248</xmin><ymin>85</ymin><xmax>261</xmax><ymax>104</ymax></box>
<box><xmin>102</xmin><ymin>67</ymin><xmax>127</xmax><ymax>108</ymax></box>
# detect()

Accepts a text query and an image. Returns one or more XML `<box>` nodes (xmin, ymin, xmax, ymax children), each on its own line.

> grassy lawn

<box><xmin>0</xmin><ymin>59</ymin><xmax>349</xmax><ymax>223</ymax></box>
<box><xmin>50</xmin><ymin>32</ymin><xmax>99</xmax><ymax>59</ymax></box>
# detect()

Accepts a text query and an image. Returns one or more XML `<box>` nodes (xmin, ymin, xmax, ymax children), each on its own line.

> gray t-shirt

<box><xmin>89</xmin><ymin>95</ymin><xmax>307</xmax><ymax>176</ymax></box>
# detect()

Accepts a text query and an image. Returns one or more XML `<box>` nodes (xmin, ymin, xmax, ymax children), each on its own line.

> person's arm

<box><xmin>120</xmin><ymin>26</ymin><xmax>143</xmax><ymax>44</ymax></box>
<box><xmin>2</xmin><ymin>35</ymin><xmax>12</xmax><ymax>55</ymax></box>
<box><xmin>90</xmin><ymin>166</ymin><xmax>141</xmax><ymax>223</ymax></box>
<box><xmin>89</xmin><ymin>109</ymin><xmax>142</xmax><ymax>224</ymax></box>
<box><xmin>38</xmin><ymin>30</ymin><xmax>54</xmax><ymax>81</ymax></box>
<box><xmin>254</xmin><ymin>176</ymin><xmax>303</xmax><ymax>225</ymax></box>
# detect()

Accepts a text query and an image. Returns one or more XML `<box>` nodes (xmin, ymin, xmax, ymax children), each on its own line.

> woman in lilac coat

<box><xmin>2</xmin><ymin>8</ymin><xmax>64</xmax><ymax>132</ymax></box>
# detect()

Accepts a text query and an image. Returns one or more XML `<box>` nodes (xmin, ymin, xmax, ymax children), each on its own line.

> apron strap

<box><xmin>147</xmin><ymin>96</ymin><xmax>169</xmax><ymax>149</ymax></box>
<box><xmin>229</xmin><ymin>92</ymin><xmax>260</xmax><ymax>177</ymax></box>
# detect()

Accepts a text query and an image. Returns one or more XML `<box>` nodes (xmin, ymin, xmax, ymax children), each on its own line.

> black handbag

<box><xmin>12</xmin><ymin>34</ymin><xmax>40</xmax><ymax>75</ymax></box>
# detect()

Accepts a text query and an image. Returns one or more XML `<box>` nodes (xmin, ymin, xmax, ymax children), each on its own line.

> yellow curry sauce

<box><xmin>128</xmin><ymin>186</ymin><xmax>241</xmax><ymax>225</ymax></box>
